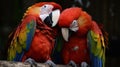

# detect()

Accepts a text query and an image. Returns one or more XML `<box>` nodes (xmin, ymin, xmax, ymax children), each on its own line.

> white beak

<box><xmin>51</xmin><ymin>9</ymin><xmax>60</xmax><ymax>27</ymax></box>
<box><xmin>61</xmin><ymin>28</ymin><xmax>69</xmax><ymax>42</ymax></box>
<box><xmin>61</xmin><ymin>20</ymin><xmax>79</xmax><ymax>42</ymax></box>
<box><xmin>39</xmin><ymin>9</ymin><xmax>60</xmax><ymax>27</ymax></box>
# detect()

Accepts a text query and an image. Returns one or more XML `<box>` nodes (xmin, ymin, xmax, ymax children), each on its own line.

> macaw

<box><xmin>58</xmin><ymin>7</ymin><xmax>108</xmax><ymax>67</ymax></box>
<box><xmin>7</xmin><ymin>2</ymin><xmax>62</xmax><ymax>67</ymax></box>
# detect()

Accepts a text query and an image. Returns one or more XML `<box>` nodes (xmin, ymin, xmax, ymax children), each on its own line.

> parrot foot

<box><xmin>67</xmin><ymin>60</ymin><xmax>77</xmax><ymax>67</ymax></box>
<box><xmin>24</xmin><ymin>58</ymin><xmax>37</xmax><ymax>67</ymax></box>
<box><xmin>81</xmin><ymin>62</ymin><xmax>89</xmax><ymax>67</ymax></box>
<box><xmin>45</xmin><ymin>60</ymin><xmax>56</xmax><ymax>67</ymax></box>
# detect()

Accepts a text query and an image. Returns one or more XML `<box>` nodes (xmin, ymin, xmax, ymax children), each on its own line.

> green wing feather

<box><xmin>7</xmin><ymin>16</ymin><xmax>36</xmax><ymax>61</ymax></box>
<box><xmin>87</xmin><ymin>22</ymin><xmax>106</xmax><ymax>67</ymax></box>
<box><xmin>52</xmin><ymin>32</ymin><xmax>64</xmax><ymax>64</ymax></box>
<box><xmin>88</xmin><ymin>30</ymin><xmax>106</xmax><ymax>67</ymax></box>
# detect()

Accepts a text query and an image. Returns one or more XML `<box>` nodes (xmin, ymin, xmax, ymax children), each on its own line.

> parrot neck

<box><xmin>91</xmin><ymin>21</ymin><xmax>102</xmax><ymax>34</ymax></box>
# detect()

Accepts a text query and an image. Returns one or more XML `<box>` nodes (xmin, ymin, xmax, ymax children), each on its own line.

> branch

<box><xmin>0</xmin><ymin>61</ymin><xmax>71</xmax><ymax>67</ymax></box>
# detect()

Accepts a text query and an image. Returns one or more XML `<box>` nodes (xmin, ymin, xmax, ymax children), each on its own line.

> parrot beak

<box><xmin>61</xmin><ymin>20</ymin><xmax>79</xmax><ymax>42</ymax></box>
<box><xmin>40</xmin><ymin>9</ymin><xmax>60</xmax><ymax>27</ymax></box>
<box><xmin>51</xmin><ymin>9</ymin><xmax>60</xmax><ymax>27</ymax></box>
<box><xmin>61</xmin><ymin>28</ymin><xmax>69</xmax><ymax>42</ymax></box>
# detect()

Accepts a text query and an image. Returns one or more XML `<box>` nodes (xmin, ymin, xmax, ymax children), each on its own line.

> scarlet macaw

<box><xmin>7</xmin><ymin>2</ymin><xmax>62</xmax><ymax>67</ymax></box>
<box><xmin>58</xmin><ymin>7</ymin><xmax>108</xmax><ymax>67</ymax></box>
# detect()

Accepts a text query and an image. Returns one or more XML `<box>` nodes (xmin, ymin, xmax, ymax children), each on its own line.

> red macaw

<box><xmin>7</xmin><ymin>2</ymin><xmax>62</xmax><ymax>67</ymax></box>
<box><xmin>58</xmin><ymin>7</ymin><xmax>108</xmax><ymax>67</ymax></box>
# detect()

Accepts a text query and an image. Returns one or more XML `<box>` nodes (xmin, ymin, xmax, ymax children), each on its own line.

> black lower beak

<box><xmin>44</xmin><ymin>13</ymin><xmax>53</xmax><ymax>27</ymax></box>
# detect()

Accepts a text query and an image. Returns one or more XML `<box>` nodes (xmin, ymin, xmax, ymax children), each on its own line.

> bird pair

<box><xmin>7</xmin><ymin>2</ymin><xmax>108</xmax><ymax>67</ymax></box>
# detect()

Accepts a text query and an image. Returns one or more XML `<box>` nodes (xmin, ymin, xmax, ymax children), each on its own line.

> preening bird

<box><xmin>58</xmin><ymin>7</ymin><xmax>108</xmax><ymax>67</ymax></box>
<box><xmin>7</xmin><ymin>2</ymin><xmax>62</xmax><ymax>67</ymax></box>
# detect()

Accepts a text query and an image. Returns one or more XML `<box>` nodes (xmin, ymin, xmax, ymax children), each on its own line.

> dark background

<box><xmin>0</xmin><ymin>0</ymin><xmax>120</xmax><ymax>67</ymax></box>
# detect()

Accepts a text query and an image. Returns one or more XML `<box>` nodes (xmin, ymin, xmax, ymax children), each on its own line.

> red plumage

<box><xmin>58</xmin><ymin>7</ymin><xmax>108</xmax><ymax>67</ymax></box>
<box><xmin>62</xmin><ymin>35</ymin><xmax>90</xmax><ymax>64</ymax></box>
<box><xmin>21</xmin><ymin>16</ymin><xmax>57</xmax><ymax>62</ymax></box>
<box><xmin>21</xmin><ymin>2</ymin><xmax>62</xmax><ymax>62</ymax></box>
<box><xmin>7</xmin><ymin>2</ymin><xmax>62</xmax><ymax>65</ymax></box>
<box><xmin>58</xmin><ymin>7</ymin><xmax>92</xmax><ymax>65</ymax></box>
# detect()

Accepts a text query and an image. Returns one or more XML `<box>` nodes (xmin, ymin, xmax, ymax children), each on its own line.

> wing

<box><xmin>87</xmin><ymin>21</ymin><xmax>106</xmax><ymax>67</ymax></box>
<box><xmin>7</xmin><ymin>15</ymin><xmax>36</xmax><ymax>61</ymax></box>
<box><xmin>52</xmin><ymin>33</ymin><xmax>64</xmax><ymax>64</ymax></box>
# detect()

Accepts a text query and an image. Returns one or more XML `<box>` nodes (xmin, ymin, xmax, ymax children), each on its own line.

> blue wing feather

<box><xmin>26</xmin><ymin>20</ymin><xmax>36</xmax><ymax>51</ymax></box>
<box><xmin>13</xmin><ymin>52</ymin><xmax>24</xmax><ymax>61</ymax></box>
<box><xmin>7</xmin><ymin>15</ymin><xmax>36</xmax><ymax>61</ymax></box>
<box><xmin>90</xmin><ymin>53</ymin><xmax>102</xmax><ymax>67</ymax></box>
<box><xmin>87</xmin><ymin>30</ymin><xmax>105</xmax><ymax>67</ymax></box>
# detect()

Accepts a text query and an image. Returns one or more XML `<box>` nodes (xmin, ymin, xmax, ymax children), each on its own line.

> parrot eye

<box><xmin>43</xmin><ymin>5</ymin><xmax>46</xmax><ymax>8</ymax></box>
<box><xmin>69</xmin><ymin>20</ymin><xmax>79</xmax><ymax>32</ymax></box>
<box><xmin>73</xmin><ymin>20</ymin><xmax>77</xmax><ymax>24</ymax></box>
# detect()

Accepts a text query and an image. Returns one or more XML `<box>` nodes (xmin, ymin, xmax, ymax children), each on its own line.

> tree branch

<box><xmin>0</xmin><ymin>61</ymin><xmax>71</xmax><ymax>67</ymax></box>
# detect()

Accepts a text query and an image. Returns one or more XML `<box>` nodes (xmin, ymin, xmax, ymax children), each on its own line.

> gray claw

<box><xmin>81</xmin><ymin>62</ymin><xmax>89</xmax><ymax>67</ymax></box>
<box><xmin>24</xmin><ymin>58</ymin><xmax>37</xmax><ymax>67</ymax></box>
<box><xmin>45</xmin><ymin>60</ymin><xmax>56</xmax><ymax>67</ymax></box>
<box><xmin>68</xmin><ymin>60</ymin><xmax>77</xmax><ymax>67</ymax></box>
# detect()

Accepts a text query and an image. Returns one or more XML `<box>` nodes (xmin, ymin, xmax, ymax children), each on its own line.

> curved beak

<box><xmin>51</xmin><ymin>9</ymin><xmax>60</xmax><ymax>27</ymax></box>
<box><xmin>61</xmin><ymin>28</ymin><xmax>69</xmax><ymax>42</ymax></box>
<box><xmin>61</xmin><ymin>20</ymin><xmax>79</xmax><ymax>42</ymax></box>
<box><xmin>40</xmin><ymin>9</ymin><xmax>60</xmax><ymax>27</ymax></box>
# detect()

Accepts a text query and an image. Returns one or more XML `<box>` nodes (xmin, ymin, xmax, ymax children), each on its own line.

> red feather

<box><xmin>7</xmin><ymin>2</ymin><xmax>62</xmax><ymax>63</ymax></box>
<box><xmin>59</xmin><ymin>7</ymin><xmax>92</xmax><ymax>65</ymax></box>
<box><xmin>21</xmin><ymin>16</ymin><xmax>57</xmax><ymax>62</ymax></box>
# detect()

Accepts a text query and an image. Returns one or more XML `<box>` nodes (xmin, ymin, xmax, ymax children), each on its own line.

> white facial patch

<box><xmin>69</xmin><ymin>20</ymin><xmax>79</xmax><ymax>32</ymax></box>
<box><xmin>39</xmin><ymin>4</ymin><xmax>54</xmax><ymax>22</ymax></box>
<box><xmin>40</xmin><ymin>4</ymin><xmax>53</xmax><ymax>15</ymax></box>
<box><xmin>39</xmin><ymin>14</ymin><xmax>49</xmax><ymax>22</ymax></box>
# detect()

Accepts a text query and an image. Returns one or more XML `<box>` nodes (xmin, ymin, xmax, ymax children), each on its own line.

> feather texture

<box><xmin>7</xmin><ymin>2</ymin><xmax>62</xmax><ymax>64</ymax></box>
<box><xmin>87</xmin><ymin>21</ymin><xmax>106</xmax><ymax>67</ymax></box>
<box><xmin>58</xmin><ymin>7</ymin><xmax>107</xmax><ymax>67</ymax></box>
<box><xmin>7</xmin><ymin>16</ymin><xmax>36</xmax><ymax>61</ymax></box>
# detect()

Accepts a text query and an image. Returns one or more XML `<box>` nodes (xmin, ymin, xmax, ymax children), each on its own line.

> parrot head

<box><xmin>58</xmin><ymin>7</ymin><xmax>92</xmax><ymax>41</ymax></box>
<box><xmin>23</xmin><ymin>2</ymin><xmax>62</xmax><ymax>27</ymax></box>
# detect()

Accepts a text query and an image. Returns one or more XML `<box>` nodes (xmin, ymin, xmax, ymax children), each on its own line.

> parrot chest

<box><xmin>24</xmin><ymin>31</ymin><xmax>54</xmax><ymax>62</ymax></box>
<box><xmin>62</xmin><ymin>36</ymin><xmax>90</xmax><ymax>64</ymax></box>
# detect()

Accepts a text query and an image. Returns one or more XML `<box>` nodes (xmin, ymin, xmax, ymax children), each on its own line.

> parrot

<box><xmin>7</xmin><ymin>2</ymin><xmax>62</xmax><ymax>67</ymax></box>
<box><xmin>58</xmin><ymin>7</ymin><xmax>108</xmax><ymax>67</ymax></box>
